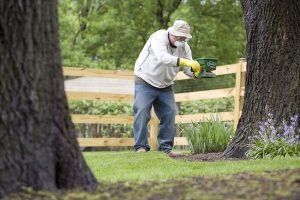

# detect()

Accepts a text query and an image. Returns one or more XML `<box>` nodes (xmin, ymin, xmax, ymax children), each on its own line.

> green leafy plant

<box><xmin>69</xmin><ymin>100</ymin><xmax>133</xmax><ymax>115</ymax></box>
<box><xmin>246</xmin><ymin>113</ymin><xmax>300</xmax><ymax>159</ymax></box>
<box><xmin>179</xmin><ymin>97</ymin><xmax>234</xmax><ymax>115</ymax></box>
<box><xmin>68</xmin><ymin>100</ymin><xmax>133</xmax><ymax>138</ymax></box>
<box><xmin>180</xmin><ymin>115</ymin><xmax>233</xmax><ymax>154</ymax></box>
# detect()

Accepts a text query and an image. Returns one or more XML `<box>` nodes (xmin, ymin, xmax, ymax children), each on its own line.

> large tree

<box><xmin>0</xmin><ymin>0</ymin><xmax>98</xmax><ymax>197</ymax></box>
<box><xmin>223</xmin><ymin>0</ymin><xmax>300</xmax><ymax>158</ymax></box>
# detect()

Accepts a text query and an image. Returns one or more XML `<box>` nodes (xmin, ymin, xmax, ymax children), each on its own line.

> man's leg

<box><xmin>153</xmin><ymin>87</ymin><xmax>177</xmax><ymax>153</ymax></box>
<box><xmin>133</xmin><ymin>83</ymin><xmax>157</xmax><ymax>151</ymax></box>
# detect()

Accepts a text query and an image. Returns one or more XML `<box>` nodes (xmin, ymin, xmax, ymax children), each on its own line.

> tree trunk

<box><xmin>223</xmin><ymin>0</ymin><xmax>300</xmax><ymax>158</ymax></box>
<box><xmin>155</xmin><ymin>0</ymin><xmax>182</xmax><ymax>29</ymax></box>
<box><xmin>0</xmin><ymin>0</ymin><xmax>98</xmax><ymax>197</ymax></box>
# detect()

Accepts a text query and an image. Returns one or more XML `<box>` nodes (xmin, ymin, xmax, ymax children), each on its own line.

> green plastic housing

<box><xmin>195</xmin><ymin>58</ymin><xmax>218</xmax><ymax>78</ymax></box>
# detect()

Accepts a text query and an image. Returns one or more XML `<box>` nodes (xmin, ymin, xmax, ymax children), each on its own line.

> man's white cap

<box><xmin>168</xmin><ymin>20</ymin><xmax>192</xmax><ymax>39</ymax></box>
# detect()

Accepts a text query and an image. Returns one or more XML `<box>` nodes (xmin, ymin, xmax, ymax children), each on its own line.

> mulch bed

<box><xmin>9</xmin><ymin>168</ymin><xmax>300</xmax><ymax>200</ymax></box>
<box><xmin>6</xmin><ymin>153</ymin><xmax>300</xmax><ymax>200</ymax></box>
<box><xmin>97</xmin><ymin>168</ymin><xmax>300</xmax><ymax>200</ymax></box>
<box><xmin>173</xmin><ymin>152</ymin><xmax>244</xmax><ymax>162</ymax></box>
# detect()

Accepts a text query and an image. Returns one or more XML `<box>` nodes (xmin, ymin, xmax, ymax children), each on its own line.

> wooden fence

<box><xmin>64</xmin><ymin>59</ymin><xmax>246</xmax><ymax>148</ymax></box>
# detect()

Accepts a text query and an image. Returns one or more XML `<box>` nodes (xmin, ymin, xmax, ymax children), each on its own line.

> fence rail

<box><xmin>64</xmin><ymin>59</ymin><xmax>246</xmax><ymax>148</ymax></box>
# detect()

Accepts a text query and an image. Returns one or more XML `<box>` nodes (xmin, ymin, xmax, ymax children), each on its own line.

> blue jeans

<box><xmin>133</xmin><ymin>82</ymin><xmax>177</xmax><ymax>152</ymax></box>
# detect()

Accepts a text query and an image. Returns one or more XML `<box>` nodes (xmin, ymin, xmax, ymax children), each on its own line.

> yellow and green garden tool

<box><xmin>196</xmin><ymin>58</ymin><xmax>218</xmax><ymax>78</ymax></box>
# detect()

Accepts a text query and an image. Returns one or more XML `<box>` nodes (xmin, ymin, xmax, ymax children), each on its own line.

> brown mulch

<box><xmin>5</xmin><ymin>152</ymin><xmax>299</xmax><ymax>200</ymax></box>
<box><xmin>8</xmin><ymin>168</ymin><xmax>300</xmax><ymax>200</ymax></box>
<box><xmin>173</xmin><ymin>152</ymin><xmax>244</xmax><ymax>162</ymax></box>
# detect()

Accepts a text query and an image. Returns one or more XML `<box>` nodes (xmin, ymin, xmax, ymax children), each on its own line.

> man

<box><xmin>133</xmin><ymin>20</ymin><xmax>202</xmax><ymax>157</ymax></box>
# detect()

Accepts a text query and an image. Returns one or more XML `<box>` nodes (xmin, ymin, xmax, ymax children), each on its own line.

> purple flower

<box><xmin>291</xmin><ymin>115</ymin><xmax>298</xmax><ymax>122</ymax></box>
<box><xmin>287</xmin><ymin>138</ymin><xmax>296</xmax><ymax>145</ymax></box>
<box><xmin>259</xmin><ymin>124</ymin><xmax>265</xmax><ymax>131</ymax></box>
<box><xmin>267</xmin><ymin>118</ymin><xmax>273</xmax><ymax>124</ymax></box>
<box><xmin>283</xmin><ymin>122</ymin><xmax>290</xmax><ymax>136</ymax></box>
<box><xmin>257</xmin><ymin>113</ymin><xmax>299</xmax><ymax>146</ymax></box>
<box><xmin>270</xmin><ymin>125</ymin><xmax>277</xmax><ymax>134</ymax></box>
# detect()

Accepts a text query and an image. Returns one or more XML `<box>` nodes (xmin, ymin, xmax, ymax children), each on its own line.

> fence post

<box><xmin>233</xmin><ymin>58</ymin><xmax>245</xmax><ymax>130</ymax></box>
<box><xmin>149</xmin><ymin>108</ymin><xmax>159</xmax><ymax>149</ymax></box>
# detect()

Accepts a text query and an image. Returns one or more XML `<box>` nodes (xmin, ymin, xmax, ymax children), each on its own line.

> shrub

<box><xmin>180</xmin><ymin>115</ymin><xmax>233</xmax><ymax>154</ymax></box>
<box><xmin>246</xmin><ymin>113</ymin><xmax>300</xmax><ymax>159</ymax></box>
<box><xmin>69</xmin><ymin>100</ymin><xmax>133</xmax><ymax>115</ymax></box>
<box><xmin>178</xmin><ymin>97</ymin><xmax>234</xmax><ymax>115</ymax></box>
<box><xmin>68</xmin><ymin>100</ymin><xmax>133</xmax><ymax>138</ymax></box>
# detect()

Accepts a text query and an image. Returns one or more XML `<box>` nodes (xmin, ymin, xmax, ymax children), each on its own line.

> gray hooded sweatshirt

<box><xmin>134</xmin><ymin>29</ymin><xmax>194</xmax><ymax>88</ymax></box>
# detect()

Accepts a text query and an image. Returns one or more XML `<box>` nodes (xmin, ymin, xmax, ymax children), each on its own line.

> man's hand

<box><xmin>179</xmin><ymin>58</ymin><xmax>202</xmax><ymax>78</ymax></box>
<box><xmin>194</xmin><ymin>71</ymin><xmax>200</xmax><ymax>78</ymax></box>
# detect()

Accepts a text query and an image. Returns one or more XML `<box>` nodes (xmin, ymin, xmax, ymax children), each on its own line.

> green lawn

<box><xmin>84</xmin><ymin>151</ymin><xmax>300</xmax><ymax>182</ymax></box>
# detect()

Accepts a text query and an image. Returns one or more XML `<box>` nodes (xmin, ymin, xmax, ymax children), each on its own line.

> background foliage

<box><xmin>58</xmin><ymin>0</ymin><xmax>245</xmax><ymax>69</ymax></box>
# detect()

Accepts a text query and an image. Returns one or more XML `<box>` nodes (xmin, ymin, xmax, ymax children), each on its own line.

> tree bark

<box><xmin>223</xmin><ymin>0</ymin><xmax>300</xmax><ymax>158</ymax></box>
<box><xmin>0</xmin><ymin>0</ymin><xmax>98</xmax><ymax>197</ymax></box>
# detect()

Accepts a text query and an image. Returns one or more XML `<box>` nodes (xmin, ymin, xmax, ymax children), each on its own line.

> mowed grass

<box><xmin>84</xmin><ymin>151</ymin><xmax>300</xmax><ymax>183</ymax></box>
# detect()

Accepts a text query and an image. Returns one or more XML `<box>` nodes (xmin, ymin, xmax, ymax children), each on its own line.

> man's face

<box><xmin>169</xmin><ymin>34</ymin><xmax>187</xmax><ymax>46</ymax></box>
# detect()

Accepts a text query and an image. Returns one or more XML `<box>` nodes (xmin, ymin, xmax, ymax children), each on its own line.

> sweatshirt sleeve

<box><xmin>150</xmin><ymin>31</ymin><xmax>178</xmax><ymax>66</ymax></box>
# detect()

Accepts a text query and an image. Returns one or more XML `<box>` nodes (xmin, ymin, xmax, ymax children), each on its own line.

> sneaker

<box><xmin>136</xmin><ymin>148</ymin><xmax>146</xmax><ymax>153</ymax></box>
<box><xmin>167</xmin><ymin>151</ymin><xmax>183</xmax><ymax>158</ymax></box>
